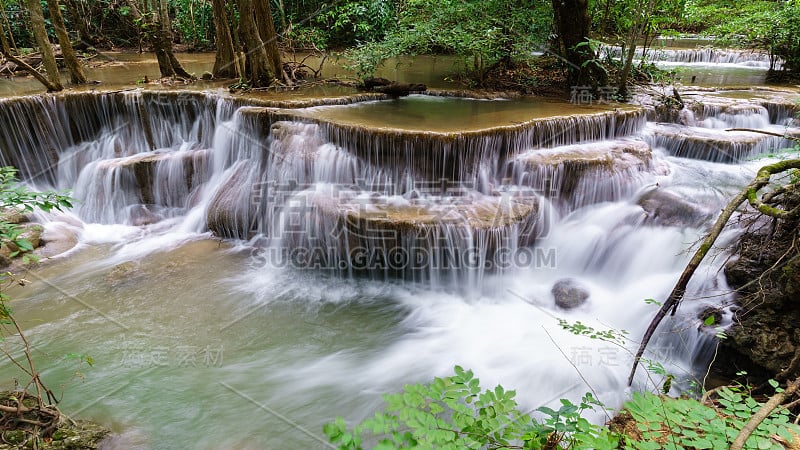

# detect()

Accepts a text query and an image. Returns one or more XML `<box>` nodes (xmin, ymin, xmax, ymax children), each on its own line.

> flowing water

<box><xmin>0</xmin><ymin>52</ymin><xmax>797</xmax><ymax>449</ymax></box>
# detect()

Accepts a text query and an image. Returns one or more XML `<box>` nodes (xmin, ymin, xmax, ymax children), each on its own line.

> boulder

<box><xmin>638</xmin><ymin>188</ymin><xmax>712</xmax><ymax>228</ymax></box>
<box><xmin>513</xmin><ymin>139</ymin><xmax>659</xmax><ymax>207</ymax></box>
<box><xmin>551</xmin><ymin>278</ymin><xmax>590</xmax><ymax>309</ymax></box>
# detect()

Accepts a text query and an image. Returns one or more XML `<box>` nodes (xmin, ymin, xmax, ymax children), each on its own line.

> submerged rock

<box><xmin>638</xmin><ymin>188</ymin><xmax>712</xmax><ymax>228</ymax></box>
<box><xmin>281</xmin><ymin>185</ymin><xmax>542</xmax><ymax>275</ymax></box>
<box><xmin>551</xmin><ymin>278</ymin><xmax>590</xmax><ymax>309</ymax></box>
<box><xmin>96</xmin><ymin>149</ymin><xmax>209</xmax><ymax>205</ymax></box>
<box><xmin>511</xmin><ymin>139</ymin><xmax>661</xmax><ymax>208</ymax></box>
<box><xmin>647</xmin><ymin>123</ymin><xmax>791</xmax><ymax>162</ymax></box>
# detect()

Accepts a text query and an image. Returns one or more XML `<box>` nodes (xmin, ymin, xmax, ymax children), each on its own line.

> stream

<box><xmin>0</xmin><ymin>47</ymin><xmax>797</xmax><ymax>449</ymax></box>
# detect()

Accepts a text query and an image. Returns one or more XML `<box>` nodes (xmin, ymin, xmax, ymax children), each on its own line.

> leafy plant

<box><xmin>324</xmin><ymin>366</ymin><xmax>621</xmax><ymax>449</ymax></box>
<box><xmin>0</xmin><ymin>166</ymin><xmax>72</xmax><ymax>264</ymax></box>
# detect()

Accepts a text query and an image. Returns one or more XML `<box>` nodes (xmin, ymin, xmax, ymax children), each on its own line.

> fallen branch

<box><xmin>726</xmin><ymin>128</ymin><xmax>800</xmax><ymax>141</ymax></box>
<box><xmin>731</xmin><ymin>376</ymin><xmax>800</xmax><ymax>450</ymax></box>
<box><xmin>0</xmin><ymin>27</ymin><xmax>60</xmax><ymax>91</ymax></box>
<box><xmin>628</xmin><ymin>159</ymin><xmax>800</xmax><ymax>385</ymax></box>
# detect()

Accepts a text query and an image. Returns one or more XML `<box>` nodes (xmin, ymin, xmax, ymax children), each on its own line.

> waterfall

<box><xmin>1</xmin><ymin>87</ymin><xmax>798</xmax><ymax>446</ymax></box>
<box><xmin>600</xmin><ymin>45</ymin><xmax>783</xmax><ymax>69</ymax></box>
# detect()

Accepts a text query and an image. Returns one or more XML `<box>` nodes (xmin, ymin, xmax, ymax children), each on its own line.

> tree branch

<box><xmin>628</xmin><ymin>159</ymin><xmax>800</xmax><ymax>385</ymax></box>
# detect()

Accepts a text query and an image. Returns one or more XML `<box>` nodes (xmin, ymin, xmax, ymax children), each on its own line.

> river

<box><xmin>0</xmin><ymin>48</ymin><xmax>797</xmax><ymax>449</ymax></box>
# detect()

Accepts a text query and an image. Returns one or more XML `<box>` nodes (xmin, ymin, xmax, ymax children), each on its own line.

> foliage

<box><xmin>325</xmin><ymin>366</ymin><xmax>800</xmax><ymax>450</ymax></box>
<box><xmin>342</xmin><ymin>0</ymin><xmax>552</xmax><ymax>82</ymax></box>
<box><xmin>623</xmin><ymin>386</ymin><xmax>800</xmax><ymax>449</ymax></box>
<box><xmin>323</xmin><ymin>366</ymin><xmax>619</xmax><ymax>449</ymax></box>
<box><xmin>0</xmin><ymin>166</ymin><xmax>72</xmax><ymax>263</ymax></box>
<box><xmin>170</xmin><ymin>0</ymin><xmax>214</xmax><ymax>49</ymax></box>
<box><xmin>0</xmin><ymin>165</ymin><xmax>74</xmax><ymax>446</ymax></box>
<box><xmin>682</xmin><ymin>0</ymin><xmax>800</xmax><ymax>72</ymax></box>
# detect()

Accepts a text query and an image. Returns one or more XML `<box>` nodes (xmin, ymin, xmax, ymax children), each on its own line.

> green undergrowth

<box><xmin>324</xmin><ymin>366</ymin><xmax>800</xmax><ymax>449</ymax></box>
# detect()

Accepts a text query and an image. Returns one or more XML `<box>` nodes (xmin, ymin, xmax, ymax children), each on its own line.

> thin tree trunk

<box><xmin>0</xmin><ymin>0</ymin><xmax>17</xmax><ymax>52</ymax></box>
<box><xmin>158</xmin><ymin>0</ymin><xmax>192</xmax><ymax>78</ymax></box>
<box><xmin>63</xmin><ymin>0</ymin><xmax>92</xmax><ymax>45</ymax></box>
<box><xmin>617</xmin><ymin>0</ymin><xmax>657</xmax><ymax>97</ymax></box>
<box><xmin>0</xmin><ymin>22</ymin><xmax>60</xmax><ymax>91</ymax></box>
<box><xmin>629</xmin><ymin>158</ymin><xmax>800</xmax><ymax>386</ymax></box>
<box><xmin>46</xmin><ymin>0</ymin><xmax>87</xmax><ymax>84</ymax></box>
<box><xmin>26</xmin><ymin>0</ymin><xmax>63</xmax><ymax>90</ymax></box>
<box><xmin>211</xmin><ymin>0</ymin><xmax>238</xmax><ymax>78</ymax></box>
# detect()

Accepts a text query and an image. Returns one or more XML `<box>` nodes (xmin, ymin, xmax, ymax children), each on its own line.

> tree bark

<box><xmin>617</xmin><ymin>0</ymin><xmax>658</xmax><ymax>97</ymax></box>
<box><xmin>46</xmin><ymin>0</ymin><xmax>87</xmax><ymax>84</ymax></box>
<box><xmin>0</xmin><ymin>0</ymin><xmax>17</xmax><ymax>52</ymax></box>
<box><xmin>253</xmin><ymin>0</ymin><xmax>283</xmax><ymax>81</ymax></box>
<box><xmin>211</xmin><ymin>0</ymin><xmax>238</xmax><ymax>78</ymax></box>
<box><xmin>236</xmin><ymin>0</ymin><xmax>274</xmax><ymax>87</ymax></box>
<box><xmin>157</xmin><ymin>0</ymin><xmax>192</xmax><ymax>78</ymax></box>
<box><xmin>26</xmin><ymin>0</ymin><xmax>63</xmax><ymax>90</ymax></box>
<box><xmin>126</xmin><ymin>0</ymin><xmax>192</xmax><ymax>79</ymax></box>
<box><xmin>551</xmin><ymin>0</ymin><xmax>605</xmax><ymax>89</ymax></box>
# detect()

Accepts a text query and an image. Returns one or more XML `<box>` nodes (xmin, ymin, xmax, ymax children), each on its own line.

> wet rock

<box><xmin>206</xmin><ymin>162</ymin><xmax>259</xmax><ymax>239</ymax></box>
<box><xmin>0</xmin><ymin>207</ymin><xmax>30</xmax><ymax>224</ymax></box>
<box><xmin>128</xmin><ymin>204</ymin><xmax>162</xmax><ymax>226</ymax></box>
<box><xmin>647</xmin><ymin>123</ymin><xmax>788</xmax><ymax>162</ymax></box>
<box><xmin>551</xmin><ymin>278</ymin><xmax>590</xmax><ymax>309</ymax></box>
<box><xmin>638</xmin><ymin>188</ymin><xmax>712</xmax><ymax>228</ymax></box>
<box><xmin>105</xmin><ymin>261</ymin><xmax>141</xmax><ymax>286</ymax></box>
<box><xmin>513</xmin><ymin>139</ymin><xmax>659</xmax><ymax>207</ymax></box>
<box><xmin>200</xmin><ymin>71</ymin><xmax>213</xmax><ymax>80</ymax></box>
<box><xmin>282</xmin><ymin>185</ymin><xmax>541</xmax><ymax>273</ymax></box>
<box><xmin>95</xmin><ymin>149</ymin><xmax>208</xmax><ymax>205</ymax></box>
<box><xmin>697</xmin><ymin>306</ymin><xmax>723</xmax><ymax>330</ymax></box>
<box><xmin>0</xmin><ymin>224</ymin><xmax>44</xmax><ymax>257</ymax></box>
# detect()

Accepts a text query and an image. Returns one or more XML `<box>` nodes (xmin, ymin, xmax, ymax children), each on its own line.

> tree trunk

<box><xmin>253</xmin><ymin>0</ymin><xmax>283</xmax><ymax>81</ymax></box>
<box><xmin>236</xmin><ymin>0</ymin><xmax>274</xmax><ymax>87</ymax></box>
<box><xmin>0</xmin><ymin>22</ymin><xmax>61</xmax><ymax>91</ymax></box>
<box><xmin>617</xmin><ymin>0</ymin><xmax>657</xmax><ymax>97</ymax></box>
<box><xmin>26</xmin><ymin>0</ymin><xmax>63</xmax><ymax>90</ymax></box>
<box><xmin>0</xmin><ymin>0</ymin><xmax>17</xmax><ymax>52</ymax></box>
<box><xmin>157</xmin><ymin>0</ymin><xmax>192</xmax><ymax>78</ymax></box>
<box><xmin>551</xmin><ymin>0</ymin><xmax>605</xmax><ymax>89</ymax></box>
<box><xmin>211</xmin><ymin>0</ymin><xmax>238</xmax><ymax>78</ymax></box>
<box><xmin>127</xmin><ymin>0</ymin><xmax>192</xmax><ymax>79</ymax></box>
<box><xmin>46</xmin><ymin>0</ymin><xmax>87</xmax><ymax>84</ymax></box>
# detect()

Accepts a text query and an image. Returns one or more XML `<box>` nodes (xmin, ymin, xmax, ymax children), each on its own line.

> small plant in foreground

<box><xmin>326</xmin><ymin>367</ymin><xmax>800</xmax><ymax>449</ymax></box>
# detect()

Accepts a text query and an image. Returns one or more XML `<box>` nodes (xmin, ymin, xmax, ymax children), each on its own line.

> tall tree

<box><xmin>253</xmin><ymin>0</ymin><xmax>283</xmax><ymax>81</ymax></box>
<box><xmin>211</xmin><ymin>0</ymin><xmax>239</xmax><ymax>78</ymax></box>
<box><xmin>26</xmin><ymin>0</ymin><xmax>63</xmax><ymax>90</ymax></box>
<box><xmin>551</xmin><ymin>0</ymin><xmax>606</xmax><ymax>89</ymax></box>
<box><xmin>616</xmin><ymin>0</ymin><xmax>659</xmax><ymax>97</ymax></box>
<box><xmin>46</xmin><ymin>0</ymin><xmax>87</xmax><ymax>84</ymax></box>
<box><xmin>125</xmin><ymin>0</ymin><xmax>192</xmax><ymax>78</ymax></box>
<box><xmin>235</xmin><ymin>0</ymin><xmax>278</xmax><ymax>87</ymax></box>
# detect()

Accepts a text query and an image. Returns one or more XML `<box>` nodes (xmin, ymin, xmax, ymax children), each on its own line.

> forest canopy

<box><xmin>0</xmin><ymin>0</ymin><xmax>798</xmax><ymax>90</ymax></box>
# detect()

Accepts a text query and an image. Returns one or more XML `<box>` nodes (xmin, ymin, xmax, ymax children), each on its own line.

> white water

<box><xmin>0</xmin><ymin>89</ymin><xmax>796</xmax><ymax>448</ymax></box>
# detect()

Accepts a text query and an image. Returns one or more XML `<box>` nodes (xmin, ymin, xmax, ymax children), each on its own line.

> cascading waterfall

<box><xmin>0</xmin><ymin>88</ymin><xmax>797</xmax><ymax>447</ymax></box>
<box><xmin>601</xmin><ymin>45</ymin><xmax>783</xmax><ymax>69</ymax></box>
